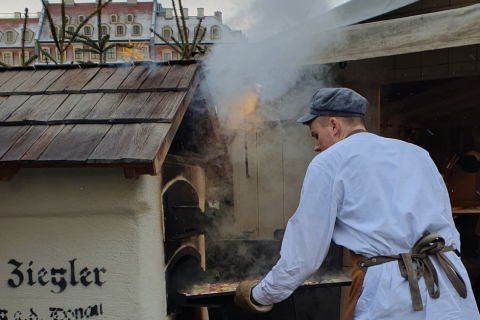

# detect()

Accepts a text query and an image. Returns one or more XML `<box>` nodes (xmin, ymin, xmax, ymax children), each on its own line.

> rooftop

<box><xmin>0</xmin><ymin>61</ymin><xmax>200</xmax><ymax>181</ymax></box>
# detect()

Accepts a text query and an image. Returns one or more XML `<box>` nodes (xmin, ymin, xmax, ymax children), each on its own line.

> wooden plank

<box><xmin>118</xmin><ymin>66</ymin><xmax>151</xmax><ymax>92</ymax></box>
<box><xmin>110</xmin><ymin>92</ymin><xmax>151</xmax><ymax>120</ymax></box>
<box><xmin>29</xmin><ymin>69</ymin><xmax>66</xmax><ymax>94</ymax></box>
<box><xmin>149</xmin><ymin>92</ymin><xmax>187</xmax><ymax>121</ymax></box>
<box><xmin>45</xmin><ymin>69</ymin><xmax>83</xmax><ymax>94</ymax></box>
<box><xmin>21</xmin><ymin>125</ymin><xmax>65</xmax><ymax>162</ymax></box>
<box><xmin>64</xmin><ymin>67</ymin><xmax>100</xmax><ymax>94</ymax></box>
<box><xmin>81</xmin><ymin>68</ymin><xmax>116</xmax><ymax>93</ymax></box>
<box><xmin>98</xmin><ymin>66</ymin><xmax>134</xmax><ymax>93</ymax></box>
<box><xmin>88</xmin><ymin>124</ymin><xmax>137</xmax><ymax>162</ymax></box>
<box><xmin>14</xmin><ymin>70</ymin><xmax>51</xmax><ymax>95</ymax></box>
<box><xmin>257</xmin><ymin>121</ymin><xmax>285</xmax><ymax>239</ymax></box>
<box><xmin>121</xmin><ymin>123</ymin><xmax>170</xmax><ymax>161</ymax></box>
<box><xmin>134</xmin><ymin>92</ymin><xmax>169</xmax><ymax>119</ymax></box>
<box><xmin>282</xmin><ymin>121</ymin><xmax>310</xmax><ymax>224</ymax></box>
<box><xmin>159</xmin><ymin>65</ymin><xmax>188</xmax><ymax>91</ymax></box>
<box><xmin>6</xmin><ymin>95</ymin><xmax>68</xmax><ymax>125</ymax></box>
<box><xmin>0</xmin><ymin>126</ymin><xmax>29</xmax><ymax>159</ymax></box>
<box><xmin>84</xmin><ymin>93</ymin><xmax>127</xmax><ymax>123</ymax></box>
<box><xmin>0</xmin><ymin>95</ymin><xmax>30</xmax><ymax>121</ymax></box>
<box><xmin>64</xmin><ymin>93</ymin><xmax>104</xmax><ymax>123</ymax></box>
<box><xmin>0</xmin><ymin>96</ymin><xmax>7</xmax><ymax>106</ymax></box>
<box><xmin>177</xmin><ymin>64</ymin><xmax>198</xmax><ymax>91</ymax></box>
<box><xmin>138</xmin><ymin>65</ymin><xmax>171</xmax><ymax>92</ymax></box>
<box><xmin>48</xmin><ymin>94</ymin><xmax>85</xmax><ymax>124</ymax></box>
<box><xmin>307</xmin><ymin>4</ymin><xmax>480</xmax><ymax>65</ymax></box>
<box><xmin>1</xmin><ymin>126</ymin><xmax>49</xmax><ymax>161</ymax></box>
<box><xmin>2</xmin><ymin>95</ymin><xmax>45</xmax><ymax>124</ymax></box>
<box><xmin>38</xmin><ymin>124</ymin><xmax>111</xmax><ymax>162</ymax></box>
<box><xmin>0</xmin><ymin>71</ymin><xmax>35</xmax><ymax>95</ymax></box>
<box><xmin>0</xmin><ymin>71</ymin><xmax>19</xmax><ymax>88</ymax></box>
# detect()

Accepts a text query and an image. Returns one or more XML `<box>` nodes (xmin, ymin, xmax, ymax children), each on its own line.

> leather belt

<box><xmin>357</xmin><ymin>232</ymin><xmax>467</xmax><ymax>311</ymax></box>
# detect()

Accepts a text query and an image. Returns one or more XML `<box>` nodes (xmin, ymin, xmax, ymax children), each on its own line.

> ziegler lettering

<box><xmin>7</xmin><ymin>260</ymin><xmax>106</xmax><ymax>293</ymax></box>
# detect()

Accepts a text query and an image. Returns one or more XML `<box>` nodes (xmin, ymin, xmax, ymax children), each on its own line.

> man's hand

<box><xmin>234</xmin><ymin>280</ymin><xmax>274</xmax><ymax>314</ymax></box>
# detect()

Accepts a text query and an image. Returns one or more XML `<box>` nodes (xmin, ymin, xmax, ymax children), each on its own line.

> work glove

<box><xmin>234</xmin><ymin>280</ymin><xmax>274</xmax><ymax>314</ymax></box>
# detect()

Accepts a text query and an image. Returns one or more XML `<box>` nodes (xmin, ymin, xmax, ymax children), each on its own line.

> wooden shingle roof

<box><xmin>0</xmin><ymin>62</ymin><xmax>200</xmax><ymax>181</ymax></box>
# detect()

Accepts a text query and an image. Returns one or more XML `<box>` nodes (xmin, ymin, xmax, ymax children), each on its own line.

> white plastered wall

<box><xmin>0</xmin><ymin>168</ymin><xmax>167</xmax><ymax>320</ymax></box>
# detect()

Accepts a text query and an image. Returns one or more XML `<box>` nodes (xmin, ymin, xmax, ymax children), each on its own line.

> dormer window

<box><xmin>162</xmin><ymin>27</ymin><xmax>172</xmax><ymax>41</ymax></box>
<box><xmin>116</xmin><ymin>25</ymin><xmax>125</xmax><ymax>36</ymax></box>
<box><xmin>6</xmin><ymin>31</ymin><xmax>14</xmax><ymax>43</ymax></box>
<box><xmin>101</xmin><ymin>25</ymin><xmax>109</xmax><ymax>36</ymax></box>
<box><xmin>84</xmin><ymin>26</ymin><xmax>92</xmax><ymax>36</ymax></box>
<box><xmin>110</xmin><ymin>14</ymin><xmax>118</xmax><ymax>24</ymax></box>
<box><xmin>126</xmin><ymin>14</ymin><xmax>134</xmax><ymax>23</ymax></box>
<box><xmin>67</xmin><ymin>26</ymin><xmax>75</xmax><ymax>34</ymax></box>
<box><xmin>132</xmin><ymin>24</ymin><xmax>141</xmax><ymax>36</ymax></box>
<box><xmin>211</xmin><ymin>26</ymin><xmax>221</xmax><ymax>40</ymax></box>
<box><xmin>64</xmin><ymin>15</ymin><xmax>70</xmax><ymax>24</ymax></box>
<box><xmin>78</xmin><ymin>15</ymin><xmax>86</xmax><ymax>24</ymax></box>
<box><xmin>22</xmin><ymin>29</ymin><xmax>33</xmax><ymax>42</ymax></box>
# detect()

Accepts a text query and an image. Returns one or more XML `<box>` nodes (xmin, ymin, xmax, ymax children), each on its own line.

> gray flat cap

<box><xmin>297</xmin><ymin>88</ymin><xmax>368</xmax><ymax>123</ymax></box>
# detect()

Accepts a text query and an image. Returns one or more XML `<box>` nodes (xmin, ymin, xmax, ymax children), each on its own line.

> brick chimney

<box><xmin>165</xmin><ymin>8</ymin><xmax>173</xmax><ymax>19</ymax></box>
<box><xmin>14</xmin><ymin>12</ymin><xmax>22</xmax><ymax>19</ymax></box>
<box><xmin>182</xmin><ymin>8</ymin><xmax>189</xmax><ymax>19</ymax></box>
<box><xmin>197</xmin><ymin>8</ymin><xmax>205</xmax><ymax>19</ymax></box>
<box><xmin>65</xmin><ymin>0</ymin><xmax>75</xmax><ymax>7</ymax></box>
<box><xmin>127</xmin><ymin>0</ymin><xmax>137</xmax><ymax>5</ymax></box>
<box><xmin>214</xmin><ymin>11</ymin><xmax>222</xmax><ymax>23</ymax></box>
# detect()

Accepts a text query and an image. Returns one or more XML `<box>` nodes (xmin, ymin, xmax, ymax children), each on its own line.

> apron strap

<box><xmin>357</xmin><ymin>232</ymin><xmax>467</xmax><ymax>312</ymax></box>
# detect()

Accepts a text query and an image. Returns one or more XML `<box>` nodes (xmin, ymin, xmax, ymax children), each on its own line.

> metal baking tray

<box><xmin>183</xmin><ymin>280</ymin><xmax>352</xmax><ymax>307</ymax></box>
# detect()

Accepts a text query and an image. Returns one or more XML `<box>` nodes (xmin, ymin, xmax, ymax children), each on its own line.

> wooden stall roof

<box><xmin>0</xmin><ymin>61</ymin><xmax>200</xmax><ymax>181</ymax></box>
<box><xmin>306</xmin><ymin>4</ymin><xmax>480</xmax><ymax>65</ymax></box>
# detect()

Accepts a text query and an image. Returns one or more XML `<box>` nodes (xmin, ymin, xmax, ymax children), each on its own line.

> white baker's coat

<box><xmin>252</xmin><ymin>132</ymin><xmax>480</xmax><ymax>320</ymax></box>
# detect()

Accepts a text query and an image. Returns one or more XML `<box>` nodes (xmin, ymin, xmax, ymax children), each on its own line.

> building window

<box><xmin>3</xmin><ymin>52</ymin><xmax>13</xmax><ymax>65</ymax></box>
<box><xmin>65</xmin><ymin>15</ymin><xmax>70</xmax><ymax>24</ymax></box>
<box><xmin>40</xmin><ymin>47</ymin><xmax>51</xmax><ymax>62</ymax></box>
<box><xmin>211</xmin><ymin>27</ymin><xmax>221</xmax><ymax>40</ymax></box>
<box><xmin>74</xmin><ymin>48</ymin><xmax>83</xmax><ymax>60</ymax></box>
<box><xmin>67</xmin><ymin>26</ymin><xmax>75</xmax><ymax>34</ymax></box>
<box><xmin>110</xmin><ymin>14</ymin><xmax>118</xmax><ymax>24</ymax></box>
<box><xmin>22</xmin><ymin>29</ymin><xmax>33</xmax><ymax>42</ymax></box>
<box><xmin>19</xmin><ymin>51</ymin><xmax>30</xmax><ymax>62</ymax></box>
<box><xmin>57</xmin><ymin>50</ymin><xmax>66</xmax><ymax>61</ymax></box>
<box><xmin>194</xmin><ymin>27</ymin><xmax>206</xmax><ymax>42</ymax></box>
<box><xmin>141</xmin><ymin>46</ymin><xmax>149</xmax><ymax>60</ymax></box>
<box><xmin>91</xmin><ymin>52</ymin><xmax>99</xmax><ymax>60</ymax></box>
<box><xmin>107</xmin><ymin>46</ymin><xmax>116</xmax><ymax>60</ymax></box>
<box><xmin>179</xmin><ymin>27</ymin><xmax>189</xmax><ymax>41</ymax></box>
<box><xmin>126</xmin><ymin>14</ymin><xmax>134</xmax><ymax>23</ymax></box>
<box><xmin>101</xmin><ymin>25</ymin><xmax>108</xmax><ymax>36</ymax></box>
<box><xmin>78</xmin><ymin>15</ymin><xmax>85</xmax><ymax>23</ymax></box>
<box><xmin>162</xmin><ymin>27</ymin><xmax>172</xmax><ymax>41</ymax></box>
<box><xmin>52</xmin><ymin>26</ymin><xmax>61</xmax><ymax>39</ymax></box>
<box><xmin>132</xmin><ymin>24</ymin><xmax>141</xmax><ymax>36</ymax></box>
<box><xmin>162</xmin><ymin>51</ymin><xmax>172</xmax><ymax>62</ymax></box>
<box><xmin>6</xmin><ymin>31</ymin><xmax>15</xmax><ymax>43</ymax></box>
<box><xmin>84</xmin><ymin>26</ymin><xmax>92</xmax><ymax>36</ymax></box>
<box><xmin>116</xmin><ymin>25</ymin><xmax>125</xmax><ymax>36</ymax></box>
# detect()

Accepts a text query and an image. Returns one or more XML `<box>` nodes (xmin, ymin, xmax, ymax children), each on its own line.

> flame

<box><xmin>119</xmin><ymin>40</ymin><xmax>147</xmax><ymax>63</ymax></box>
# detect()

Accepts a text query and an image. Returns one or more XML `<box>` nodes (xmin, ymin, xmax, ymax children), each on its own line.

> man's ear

<box><xmin>330</xmin><ymin>117</ymin><xmax>340</xmax><ymax>135</ymax></box>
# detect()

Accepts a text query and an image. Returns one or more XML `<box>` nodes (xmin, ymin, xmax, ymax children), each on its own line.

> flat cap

<box><xmin>297</xmin><ymin>88</ymin><xmax>368</xmax><ymax>123</ymax></box>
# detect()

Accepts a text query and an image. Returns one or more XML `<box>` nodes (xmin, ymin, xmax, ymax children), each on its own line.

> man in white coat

<box><xmin>234</xmin><ymin>88</ymin><xmax>480</xmax><ymax>320</ymax></box>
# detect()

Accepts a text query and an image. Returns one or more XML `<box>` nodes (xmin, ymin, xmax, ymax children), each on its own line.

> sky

<box><xmin>1</xmin><ymin>0</ymin><xmax>247</xmax><ymax>31</ymax></box>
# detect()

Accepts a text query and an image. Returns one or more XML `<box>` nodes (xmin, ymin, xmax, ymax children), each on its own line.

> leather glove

<box><xmin>234</xmin><ymin>280</ymin><xmax>274</xmax><ymax>314</ymax></box>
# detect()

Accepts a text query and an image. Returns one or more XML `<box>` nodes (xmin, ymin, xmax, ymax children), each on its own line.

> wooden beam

<box><xmin>308</xmin><ymin>4</ymin><xmax>480</xmax><ymax>65</ymax></box>
<box><xmin>0</xmin><ymin>164</ymin><xmax>20</xmax><ymax>182</ymax></box>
